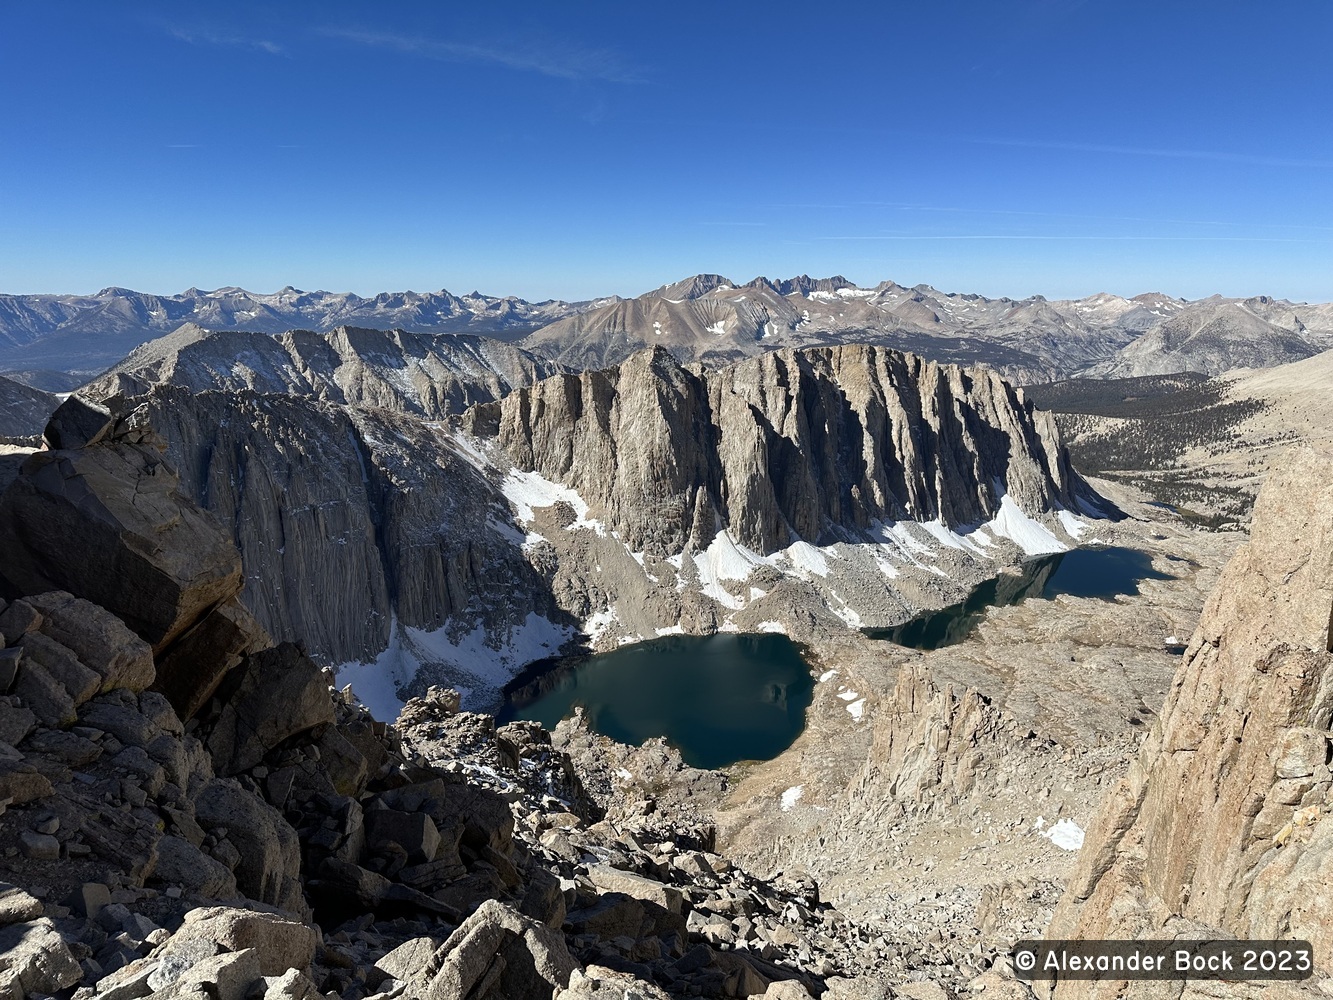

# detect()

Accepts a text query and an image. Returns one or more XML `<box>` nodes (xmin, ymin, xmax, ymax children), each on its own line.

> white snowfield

<box><xmin>336</xmin><ymin>612</ymin><xmax>573</xmax><ymax>720</ymax></box>
<box><xmin>501</xmin><ymin>468</ymin><xmax>607</xmax><ymax>536</ymax></box>
<box><xmin>781</xmin><ymin>785</ymin><xmax>804</xmax><ymax>811</ymax></box>
<box><xmin>491</xmin><ymin>458</ymin><xmax>1088</xmax><ymax>640</ymax></box>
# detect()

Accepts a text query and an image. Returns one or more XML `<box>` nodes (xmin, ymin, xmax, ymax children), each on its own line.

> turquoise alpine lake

<box><xmin>864</xmin><ymin>545</ymin><xmax>1176</xmax><ymax>650</ymax></box>
<box><xmin>498</xmin><ymin>633</ymin><xmax>815</xmax><ymax>770</ymax></box>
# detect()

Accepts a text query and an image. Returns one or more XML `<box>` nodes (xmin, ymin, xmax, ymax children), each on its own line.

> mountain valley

<box><xmin>0</xmin><ymin>293</ymin><xmax>1329</xmax><ymax>1000</ymax></box>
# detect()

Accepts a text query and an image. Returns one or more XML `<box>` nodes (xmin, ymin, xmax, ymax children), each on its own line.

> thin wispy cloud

<box><xmin>168</xmin><ymin>26</ymin><xmax>284</xmax><ymax>56</ymax></box>
<box><xmin>317</xmin><ymin>27</ymin><xmax>641</xmax><ymax>84</ymax></box>
<box><xmin>966</xmin><ymin>136</ymin><xmax>1333</xmax><ymax>170</ymax></box>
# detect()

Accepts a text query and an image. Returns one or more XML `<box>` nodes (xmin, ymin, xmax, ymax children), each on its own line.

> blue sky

<box><xmin>4</xmin><ymin>1</ymin><xmax>1332</xmax><ymax>301</ymax></box>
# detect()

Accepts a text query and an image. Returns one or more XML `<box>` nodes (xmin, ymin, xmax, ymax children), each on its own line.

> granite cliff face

<box><xmin>128</xmin><ymin>385</ymin><xmax>574</xmax><ymax>710</ymax></box>
<box><xmin>463</xmin><ymin>344</ymin><xmax>1098</xmax><ymax>557</ymax></box>
<box><xmin>0</xmin><ymin>409</ymin><xmax>889</xmax><ymax>1000</ymax></box>
<box><xmin>77</xmin><ymin>334</ymin><xmax>1104</xmax><ymax>714</ymax></box>
<box><xmin>1047</xmin><ymin>445</ymin><xmax>1333</xmax><ymax>988</ymax></box>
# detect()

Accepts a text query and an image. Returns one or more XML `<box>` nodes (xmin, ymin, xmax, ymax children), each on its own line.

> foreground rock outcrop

<box><xmin>1047</xmin><ymin>445</ymin><xmax>1333</xmax><ymax>992</ymax></box>
<box><xmin>0</xmin><ymin>408</ymin><xmax>890</xmax><ymax>1000</ymax></box>
<box><xmin>0</xmin><ymin>408</ymin><xmax>241</xmax><ymax>652</ymax></box>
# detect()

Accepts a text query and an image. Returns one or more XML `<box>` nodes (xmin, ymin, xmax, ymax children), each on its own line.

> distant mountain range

<box><xmin>0</xmin><ymin>285</ymin><xmax>591</xmax><ymax>376</ymax></box>
<box><xmin>2</xmin><ymin>277</ymin><xmax>1331</xmax><ymax>383</ymax></box>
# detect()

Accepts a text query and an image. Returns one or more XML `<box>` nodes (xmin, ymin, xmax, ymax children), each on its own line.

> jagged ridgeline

<box><xmin>460</xmin><ymin>344</ymin><xmax>1097</xmax><ymax>554</ymax></box>
<box><xmin>78</xmin><ymin>328</ymin><xmax>1107</xmax><ymax>710</ymax></box>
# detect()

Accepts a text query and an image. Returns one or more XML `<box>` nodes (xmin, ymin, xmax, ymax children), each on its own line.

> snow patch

<box><xmin>920</xmin><ymin>519</ymin><xmax>990</xmax><ymax>556</ymax></box>
<box><xmin>846</xmin><ymin>698</ymin><xmax>866</xmax><ymax>721</ymax></box>
<box><xmin>780</xmin><ymin>786</ymin><xmax>804</xmax><ymax>811</ymax></box>
<box><xmin>988</xmin><ymin>494</ymin><xmax>1067</xmax><ymax>556</ymax></box>
<box><xmin>655</xmin><ymin>624</ymin><xmax>685</xmax><ymax>636</ymax></box>
<box><xmin>756</xmin><ymin>621</ymin><xmax>786</xmax><ymax>634</ymax></box>
<box><xmin>1040</xmin><ymin>818</ymin><xmax>1085</xmax><ymax>851</ymax></box>
<box><xmin>584</xmin><ymin>607</ymin><xmax>619</xmax><ymax>642</ymax></box>
<box><xmin>818</xmin><ymin>669</ymin><xmax>838</xmax><ymax>683</ymax></box>
<box><xmin>1056</xmin><ymin>509</ymin><xmax>1088</xmax><ymax>540</ymax></box>
<box><xmin>784</xmin><ymin>541</ymin><xmax>830</xmax><ymax>578</ymax></box>
<box><xmin>335</xmin><ymin>612</ymin><xmax>572</xmax><ymax>719</ymax></box>
<box><xmin>501</xmin><ymin>469</ymin><xmax>607</xmax><ymax>536</ymax></box>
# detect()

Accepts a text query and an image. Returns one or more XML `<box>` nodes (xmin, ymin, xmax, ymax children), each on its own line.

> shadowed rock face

<box><xmin>464</xmin><ymin>345</ymin><xmax>1097</xmax><ymax>558</ymax></box>
<box><xmin>131</xmin><ymin>385</ymin><xmax>571</xmax><ymax>668</ymax></box>
<box><xmin>0</xmin><ymin>374</ymin><xmax>58</xmax><ymax>439</ymax></box>
<box><xmin>0</xmin><ymin>432</ymin><xmax>242</xmax><ymax>652</ymax></box>
<box><xmin>1048</xmin><ymin>445</ymin><xmax>1333</xmax><ymax>986</ymax></box>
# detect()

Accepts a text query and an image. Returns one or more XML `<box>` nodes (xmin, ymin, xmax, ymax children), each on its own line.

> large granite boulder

<box><xmin>161</xmin><ymin>907</ymin><xmax>320</xmax><ymax>978</ymax></box>
<box><xmin>422</xmin><ymin>899</ymin><xmax>577</xmax><ymax>1000</ymax></box>
<box><xmin>22</xmin><ymin>591</ymin><xmax>155</xmax><ymax>693</ymax></box>
<box><xmin>42</xmin><ymin>395</ymin><xmax>114</xmax><ymax>450</ymax></box>
<box><xmin>204</xmin><ymin>643</ymin><xmax>336</xmax><ymax>776</ymax></box>
<box><xmin>194</xmin><ymin>779</ymin><xmax>307</xmax><ymax>916</ymax></box>
<box><xmin>153</xmin><ymin>598</ymin><xmax>272</xmax><ymax>721</ymax></box>
<box><xmin>0</xmin><ymin>917</ymin><xmax>82</xmax><ymax>997</ymax></box>
<box><xmin>0</xmin><ymin>433</ymin><xmax>241</xmax><ymax>652</ymax></box>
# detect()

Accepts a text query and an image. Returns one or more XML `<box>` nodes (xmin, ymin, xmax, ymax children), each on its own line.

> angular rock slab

<box><xmin>0</xmin><ymin>917</ymin><xmax>82</xmax><ymax>997</ymax></box>
<box><xmin>204</xmin><ymin>643</ymin><xmax>335</xmax><ymax>776</ymax></box>
<box><xmin>163</xmin><ymin>907</ymin><xmax>320</xmax><ymax>978</ymax></box>
<box><xmin>42</xmin><ymin>394</ymin><xmax>113</xmax><ymax>450</ymax></box>
<box><xmin>0</xmin><ymin>439</ymin><xmax>241</xmax><ymax>652</ymax></box>
<box><xmin>424</xmin><ymin>899</ymin><xmax>576</xmax><ymax>1000</ymax></box>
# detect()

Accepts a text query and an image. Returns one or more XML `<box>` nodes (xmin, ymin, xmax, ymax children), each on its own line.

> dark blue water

<box><xmin>498</xmin><ymin>633</ymin><xmax>814</xmax><ymax>770</ymax></box>
<box><xmin>864</xmin><ymin>545</ymin><xmax>1173</xmax><ymax>650</ymax></box>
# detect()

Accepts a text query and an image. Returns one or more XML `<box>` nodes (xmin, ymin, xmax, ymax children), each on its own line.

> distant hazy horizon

<box><xmin>6</xmin><ymin>275</ymin><xmax>1333</xmax><ymax>309</ymax></box>
<box><xmin>6</xmin><ymin>1</ymin><xmax>1332</xmax><ymax>302</ymax></box>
